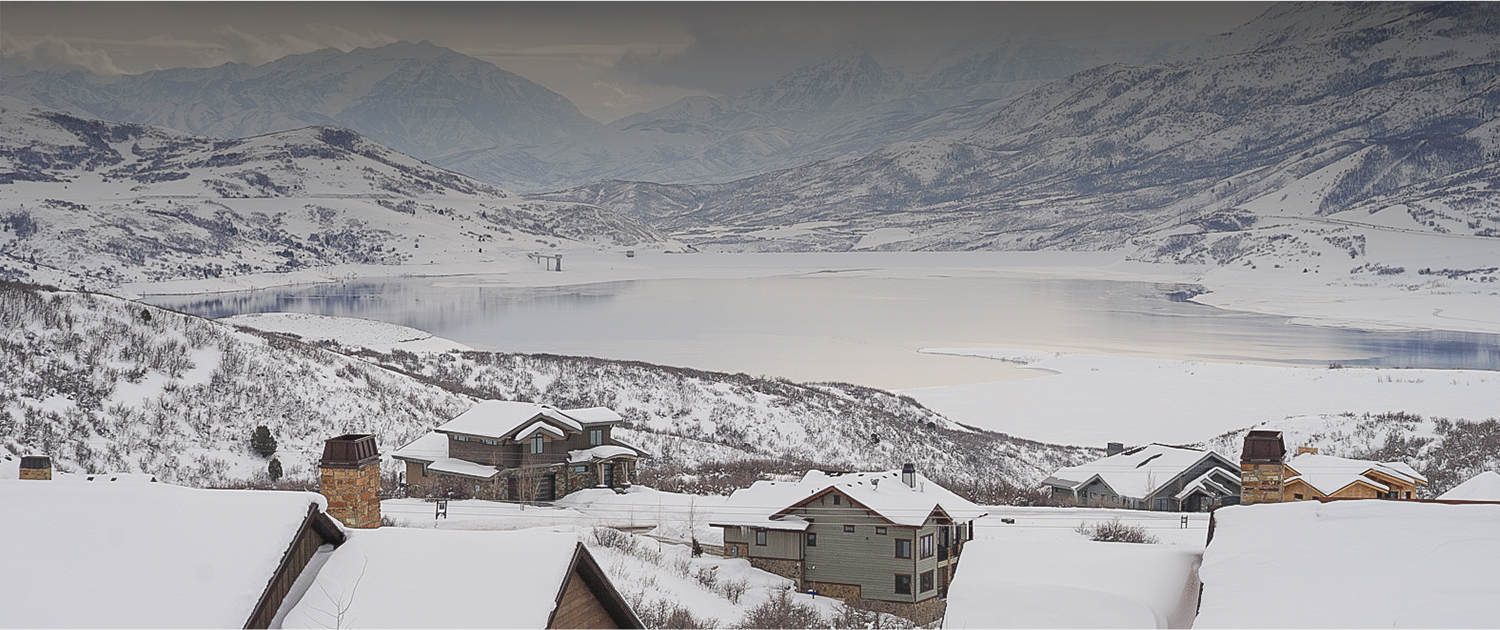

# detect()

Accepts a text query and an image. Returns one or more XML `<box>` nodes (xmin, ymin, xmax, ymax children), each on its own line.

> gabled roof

<box><xmin>1044</xmin><ymin>444</ymin><xmax>1235</xmax><ymax>501</ymax></box>
<box><xmin>709</xmin><ymin>469</ymin><xmax>986</xmax><ymax>529</ymax></box>
<box><xmin>1437</xmin><ymin>471</ymin><xmax>1500</xmax><ymax>501</ymax></box>
<box><xmin>280</xmin><ymin>528</ymin><xmax>641</xmax><ymax>629</ymax></box>
<box><xmin>565</xmin><ymin>407</ymin><xmax>624</xmax><ymax>425</ymax></box>
<box><xmin>0</xmin><ymin>480</ymin><xmax>341</xmax><ymax>628</ymax></box>
<box><xmin>1283</xmin><ymin>453</ymin><xmax>1428</xmax><ymax>495</ymax></box>
<box><xmin>433</xmin><ymin>400</ymin><xmax>587</xmax><ymax>440</ymax></box>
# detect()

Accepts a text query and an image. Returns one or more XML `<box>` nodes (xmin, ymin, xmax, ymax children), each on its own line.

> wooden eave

<box><xmin>243</xmin><ymin>503</ymin><xmax>346</xmax><ymax>629</ymax></box>
<box><xmin>772</xmin><ymin>486</ymin><xmax>897</xmax><ymax>526</ymax></box>
<box><xmin>546</xmin><ymin>543</ymin><xmax>644</xmax><ymax>629</ymax></box>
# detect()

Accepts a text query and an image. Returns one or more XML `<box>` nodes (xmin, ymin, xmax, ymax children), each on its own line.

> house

<box><xmin>1196</xmin><ymin>500</ymin><xmax>1500</xmax><ymax>628</ymax></box>
<box><xmin>708</xmin><ymin>464</ymin><xmax>987</xmax><ymax>625</ymax></box>
<box><xmin>393</xmin><ymin>400</ymin><xmax>647</xmax><ymax>502</ymax></box>
<box><xmin>0</xmin><ymin>472</ymin><xmax>346</xmax><ymax>628</ymax></box>
<box><xmin>1438</xmin><ymin>470</ymin><xmax>1500</xmax><ymax>501</ymax></box>
<box><xmin>280</xmin><ymin>527</ymin><xmax>643</xmax><ymax>629</ymax></box>
<box><xmin>1041</xmin><ymin>443</ymin><xmax>1241</xmax><ymax>511</ymax></box>
<box><xmin>1237</xmin><ymin>431</ymin><xmax>1428</xmax><ymax>504</ymax></box>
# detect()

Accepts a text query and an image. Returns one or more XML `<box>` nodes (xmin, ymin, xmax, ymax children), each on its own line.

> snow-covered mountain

<box><xmin>1</xmin><ymin>41</ymin><xmax>602</xmax><ymax>164</ymax></box>
<box><xmin>0</xmin><ymin>97</ymin><xmax>664</xmax><ymax>288</ymax></box>
<box><xmin>537</xmin><ymin>2</ymin><xmax>1500</xmax><ymax>274</ymax></box>
<box><xmin>0</xmin><ymin>282</ymin><xmax>1097</xmax><ymax>490</ymax></box>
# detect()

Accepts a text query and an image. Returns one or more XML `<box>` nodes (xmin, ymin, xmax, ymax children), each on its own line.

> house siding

<box><xmin>551</xmin><ymin>570</ymin><xmax>617</xmax><ymax>629</ymax></box>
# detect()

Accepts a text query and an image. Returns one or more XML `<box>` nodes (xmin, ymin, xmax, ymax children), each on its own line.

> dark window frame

<box><xmin>876</xmin><ymin>526</ymin><xmax>887</xmax><ymax>535</ymax></box>
<box><xmin>589</xmin><ymin>428</ymin><xmax>604</xmax><ymax>446</ymax></box>
<box><xmin>919</xmin><ymin>533</ymin><xmax>935</xmax><ymax>559</ymax></box>
<box><xmin>895</xmin><ymin>539</ymin><xmax>912</xmax><ymax>559</ymax></box>
<box><xmin>755</xmin><ymin>530</ymin><xmax>767</xmax><ymax>546</ymax></box>
<box><xmin>919</xmin><ymin>570</ymin><xmax>934</xmax><ymax>592</ymax></box>
<box><xmin>894</xmin><ymin>574</ymin><xmax>912</xmax><ymax>595</ymax></box>
<box><xmin>832</xmin><ymin>494</ymin><xmax>842</xmax><ymax>505</ymax></box>
<box><xmin>806</xmin><ymin>532</ymin><xmax>817</xmax><ymax>547</ymax></box>
<box><xmin>843</xmin><ymin>524</ymin><xmax>855</xmax><ymax>533</ymax></box>
<box><xmin>530</xmin><ymin>434</ymin><xmax>544</xmax><ymax>454</ymax></box>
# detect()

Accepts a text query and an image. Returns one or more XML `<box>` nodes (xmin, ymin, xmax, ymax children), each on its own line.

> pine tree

<box><xmin>268</xmin><ymin>458</ymin><xmax>283</xmax><ymax>482</ymax></box>
<box><xmin>250</xmin><ymin>425</ymin><xmax>277</xmax><ymax>457</ymax></box>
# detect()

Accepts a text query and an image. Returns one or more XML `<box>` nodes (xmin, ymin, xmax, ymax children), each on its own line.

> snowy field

<box><xmin>906</xmin><ymin>348</ymin><xmax>1500</xmax><ymax>446</ymax></box>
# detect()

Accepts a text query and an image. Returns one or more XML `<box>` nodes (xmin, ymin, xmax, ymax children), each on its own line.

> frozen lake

<box><xmin>144</xmin><ymin>273</ymin><xmax>1500</xmax><ymax>390</ymax></box>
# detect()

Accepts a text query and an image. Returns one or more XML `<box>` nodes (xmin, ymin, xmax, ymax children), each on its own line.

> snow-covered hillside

<box><xmin>0</xmin><ymin>97</ymin><xmax>665</xmax><ymax>289</ymax></box>
<box><xmin>0</xmin><ymin>283</ymin><xmax>1095</xmax><ymax>490</ymax></box>
<box><xmin>539</xmin><ymin>2</ymin><xmax>1500</xmax><ymax>277</ymax></box>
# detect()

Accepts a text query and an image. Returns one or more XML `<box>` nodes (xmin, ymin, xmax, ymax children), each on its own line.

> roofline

<box><xmin>547</xmin><ymin>543</ymin><xmax>644</xmax><ymax>629</ymax></box>
<box><xmin>772</xmin><ymin>485</ymin><xmax>900</xmax><ymax>526</ymax></box>
<box><xmin>244</xmin><ymin>502</ymin><xmax>345</xmax><ymax>629</ymax></box>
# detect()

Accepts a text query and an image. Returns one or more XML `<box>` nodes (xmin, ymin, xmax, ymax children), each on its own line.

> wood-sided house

<box><xmin>709</xmin><ymin>465</ymin><xmax>987</xmax><ymax>625</ymax></box>
<box><xmin>1042</xmin><ymin>443</ymin><xmax>1241</xmax><ymax>511</ymax></box>
<box><xmin>1280</xmin><ymin>451</ymin><xmax>1428</xmax><ymax>501</ymax></box>
<box><xmin>394</xmin><ymin>400</ymin><xmax>647</xmax><ymax>501</ymax></box>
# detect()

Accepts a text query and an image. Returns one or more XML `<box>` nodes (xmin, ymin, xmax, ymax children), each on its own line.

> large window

<box><xmin>894</xmin><ymin>574</ymin><xmax>912</xmax><ymax>595</ymax></box>
<box><xmin>589</xmin><ymin>428</ymin><xmax>603</xmax><ymax>446</ymax></box>
<box><xmin>919</xmin><ymin>571</ymin><xmax>934</xmax><ymax>592</ymax></box>
<box><xmin>755</xmin><ymin>530</ymin><xmax>767</xmax><ymax>546</ymax></box>
<box><xmin>919</xmin><ymin>534</ymin><xmax>935</xmax><ymax>559</ymax></box>
<box><xmin>895</xmin><ymin>539</ymin><xmax>911</xmax><ymax>559</ymax></box>
<box><xmin>530</xmin><ymin>434</ymin><xmax>544</xmax><ymax>454</ymax></box>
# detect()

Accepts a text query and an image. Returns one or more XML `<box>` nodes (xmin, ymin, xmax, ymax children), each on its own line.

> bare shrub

<box><xmin>634</xmin><ymin>598</ymin><xmax>719</xmax><ymax>629</ymax></box>
<box><xmin>736</xmin><ymin>589</ymin><xmax>825</xmax><ymax>629</ymax></box>
<box><xmin>1075</xmin><ymin>517</ymin><xmax>1159</xmax><ymax>544</ymax></box>
<box><xmin>719</xmin><ymin>578</ymin><xmax>749</xmax><ymax>605</ymax></box>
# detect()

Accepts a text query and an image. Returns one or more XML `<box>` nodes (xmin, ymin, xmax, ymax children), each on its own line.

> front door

<box><xmin>540</xmin><ymin>473</ymin><xmax>556</xmax><ymax>501</ymax></box>
<box><xmin>603</xmin><ymin>463</ymin><xmax>614</xmax><ymax>487</ymax></box>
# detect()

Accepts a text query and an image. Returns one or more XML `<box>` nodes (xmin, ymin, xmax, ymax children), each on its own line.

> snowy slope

<box><xmin>539</xmin><ymin>2</ymin><xmax>1500</xmax><ymax>277</ymax></box>
<box><xmin>0</xmin><ymin>97</ymin><xmax>666</xmax><ymax>289</ymax></box>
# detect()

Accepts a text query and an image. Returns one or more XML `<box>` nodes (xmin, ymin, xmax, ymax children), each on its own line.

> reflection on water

<box><xmin>144</xmin><ymin>275</ymin><xmax>1500</xmax><ymax>389</ymax></box>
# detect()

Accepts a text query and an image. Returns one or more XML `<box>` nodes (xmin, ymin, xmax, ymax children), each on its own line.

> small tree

<box><xmin>267</xmin><ymin>458</ymin><xmax>283</xmax><ymax>482</ymax></box>
<box><xmin>250</xmin><ymin>425</ymin><xmax>277</xmax><ymax>458</ymax></box>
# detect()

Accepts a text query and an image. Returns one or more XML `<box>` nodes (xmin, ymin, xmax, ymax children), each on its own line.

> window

<box><xmin>453</xmin><ymin>435</ymin><xmax>468</xmax><ymax>442</ymax></box>
<box><xmin>894</xmin><ymin>574</ymin><xmax>912</xmax><ymax>595</ymax></box>
<box><xmin>755</xmin><ymin>530</ymin><xmax>767</xmax><ymax>546</ymax></box>
<box><xmin>589</xmin><ymin>428</ymin><xmax>603</xmax><ymax>446</ymax></box>
<box><xmin>832</xmin><ymin>494</ymin><xmax>842</xmax><ymax>505</ymax></box>
<box><xmin>572</xmin><ymin>465</ymin><xmax>587</xmax><ymax>473</ymax></box>
<box><xmin>530</xmin><ymin>434</ymin><xmax>544</xmax><ymax>454</ymax></box>
<box><xmin>895</xmin><ymin>539</ymin><xmax>911</xmax><ymax>558</ymax></box>
<box><xmin>482</xmin><ymin>438</ymin><xmax>497</xmax><ymax>445</ymax></box>
<box><xmin>919</xmin><ymin>571</ymin><xmax>934</xmax><ymax>592</ymax></box>
<box><xmin>919</xmin><ymin>534</ymin><xmax>935</xmax><ymax>559</ymax></box>
<box><xmin>843</xmin><ymin>525</ymin><xmax>855</xmax><ymax>533</ymax></box>
<box><xmin>806</xmin><ymin>532</ymin><xmax>817</xmax><ymax>547</ymax></box>
<box><xmin>1294</xmin><ymin>493</ymin><xmax>1304</xmax><ymax>500</ymax></box>
<box><xmin>876</xmin><ymin>526</ymin><xmax>887</xmax><ymax>535</ymax></box>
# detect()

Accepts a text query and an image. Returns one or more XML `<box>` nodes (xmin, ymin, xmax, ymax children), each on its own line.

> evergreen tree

<box><xmin>268</xmin><ymin>458</ymin><xmax>283</xmax><ymax>482</ymax></box>
<box><xmin>250</xmin><ymin>425</ymin><xmax>277</xmax><ymax>457</ymax></box>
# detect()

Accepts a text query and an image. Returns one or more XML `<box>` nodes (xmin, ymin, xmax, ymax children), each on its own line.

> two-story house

<box><xmin>709</xmin><ymin>465</ymin><xmax>986</xmax><ymax>625</ymax></box>
<box><xmin>393</xmin><ymin>400</ymin><xmax>646</xmax><ymax>501</ymax></box>
<box><xmin>1042</xmin><ymin>443</ymin><xmax>1241</xmax><ymax>511</ymax></box>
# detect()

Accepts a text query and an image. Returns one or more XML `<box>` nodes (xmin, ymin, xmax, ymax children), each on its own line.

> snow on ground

<box><xmin>906</xmin><ymin>348</ymin><xmax>1500</xmax><ymax>446</ymax></box>
<box><xmin>1196</xmin><ymin>500</ymin><xmax>1500</xmax><ymax>628</ymax></box>
<box><xmin>1439</xmin><ymin>471</ymin><xmax>1500</xmax><ymax>501</ymax></box>
<box><xmin>220</xmin><ymin>312</ymin><xmax>472</xmax><ymax>353</ymax></box>
<box><xmin>123</xmin><ymin>250</ymin><xmax>1500</xmax><ymax>337</ymax></box>
<box><xmin>383</xmin><ymin>487</ymin><xmax>728</xmax><ymax>546</ymax></box>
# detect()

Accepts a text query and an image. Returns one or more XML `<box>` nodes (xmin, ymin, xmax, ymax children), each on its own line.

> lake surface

<box><xmin>144</xmin><ymin>274</ymin><xmax>1500</xmax><ymax>390</ymax></box>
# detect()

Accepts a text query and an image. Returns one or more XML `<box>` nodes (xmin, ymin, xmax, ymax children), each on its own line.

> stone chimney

<box><xmin>1296</xmin><ymin>446</ymin><xmax>1319</xmax><ymax>456</ymax></box>
<box><xmin>1106</xmin><ymin>442</ymin><xmax>1125</xmax><ymax>457</ymax></box>
<box><xmin>1240</xmin><ymin>431</ymin><xmax>1287</xmax><ymax>505</ymax></box>
<box><xmin>19</xmin><ymin>456</ymin><xmax>51</xmax><ymax>481</ymax></box>
<box><xmin>319</xmin><ymin>434</ymin><xmax>381</xmax><ymax>528</ymax></box>
<box><xmin>901</xmin><ymin>463</ymin><xmax>916</xmax><ymax>489</ymax></box>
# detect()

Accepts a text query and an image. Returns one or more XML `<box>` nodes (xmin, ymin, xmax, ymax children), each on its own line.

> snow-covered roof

<box><xmin>1284</xmin><ymin>452</ymin><xmax>1427</xmax><ymax>493</ymax></box>
<box><xmin>945</xmin><ymin>538</ymin><xmax>1203</xmax><ymax>629</ymax></box>
<box><xmin>1197</xmin><ymin>500</ymin><xmax>1500</xmax><ymax>628</ymax></box>
<box><xmin>1285</xmin><ymin>472</ymin><xmax>1387</xmax><ymax>496</ymax></box>
<box><xmin>1044</xmin><ymin>444</ymin><xmax>1231</xmax><ymax>501</ymax></box>
<box><xmin>563</xmin><ymin>406</ymin><xmax>623</xmax><ymax>424</ymax></box>
<box><xmin>0</xmin><ymin>480</ymin><xmax>334</xmax><ymax>628</ymax></box>
<box><xmin>516</xmin><ymin>420</ymin><xmax>568</xmax><ymax>440</ymax></box>
<box><xmin>427</xmin><ymin>458</ymin><xmax>501</xmax><ymax>479</ymax></box>
<box><xmin>390</xmin><ymin>431</ymin><xmax>449</xmax><ymax>462</ymax></box>
<box><xmin>568</xmin><ymin>445</ymin><xmax>639</xmax><ymax>463</ymax></box>
<box><xmin>281</xmin><ymin>527</ymin><xmax>585</xmax><ymax>629</ymax></box>
<box><xmin>709</xmin><ymin>469</ymin><xmax>986</xmax><ymax>529</ymax></box>
<box><xmin>1438</xmin><ymin>471</ymin><xmax>1500</xmax><ymax>501</ymax></box>
<box><xmin>433</xmin><ymin>400</ymin><xmax>586</xmax><ymax>440</ymax></box>
<box><xmin>1173</xmin><ymin>468</ymin><xmax>1237</xmax><ymax>501</ymax></box>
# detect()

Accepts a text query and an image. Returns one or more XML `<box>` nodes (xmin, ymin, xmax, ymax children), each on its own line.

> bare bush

<box><xmin>736</xmin><ymin>589</ymin><xmax>825</xmax><ymax>629</ymax></box>
<box><xmin>632</xmin><ymin>597</ymin><xmax>719</xmax><ymax>629</ymax></box>
<box><xmin>1075</xmin><ymin>517</ymin><xmax>1159</xmax><ymax>544</ymax></box>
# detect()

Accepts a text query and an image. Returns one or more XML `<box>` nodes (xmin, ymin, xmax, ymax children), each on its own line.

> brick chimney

<box><xmin>1240</xmin><ymin>431</ymin><xmax>1287</xmax><ymax>505</ymax></box>
<box><xmin>1106</xmin><ymin>442</ymin><xmax>1125</xmax><ymax>457</ymax></box>
<box><xmin>19</xmin><ymin>456</ymin><xmax>51</xmax><ymax>481</ymax></box>
<box><xmin>319</xmin><ymin>434</ymin><xmax>381</xmax><ymax>528</ymax></box>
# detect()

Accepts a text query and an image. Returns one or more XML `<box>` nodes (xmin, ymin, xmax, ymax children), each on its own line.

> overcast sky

<box><xmin>2</xmin><ymin>2</ymin><xmax>1274</xmax><ymax>121</ymax></box>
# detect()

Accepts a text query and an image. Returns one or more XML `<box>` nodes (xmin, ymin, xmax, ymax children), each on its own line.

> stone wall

<box><xmin>806</xmin><ymin>580</ymin><xmax>862</xmax><ymax>600</ymax></box>
<box><xmin>18</xmin><ymin>467</ymin><xmax>50</xmax><ymax>480</ymax></box>
<box><xmin>749</xmin><ymin>557</ymin><xmax>804</xmax><ymax>585</ymax></box>
<box><xmin>724</xmin><ymin>542</ymin><xmax>749</xmax><ymax>559</ymax></box>
<box><xmin>321</xmin><ymin>462</ymin><xmax>381</xmax><ymax>528</ymax></box>
<box><xmin>1240</xmin><ymin>463</ymin><xmax>1285</xmax><ymax>505</ymax></box>
<box><xmin>848</xmin><ymin>596</ymin><xmax>947</xmax><ymax>626</ymax></box>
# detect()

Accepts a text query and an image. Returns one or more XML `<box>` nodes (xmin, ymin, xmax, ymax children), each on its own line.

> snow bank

<box><xmin>945</xmin><ymin>538</ymin><xmax>1202</xmax><ymax>629</ymax></box>
<box><xmin>0</xmin><ymin>480</ymin><xmax>328</xmax><ymax>628</ymax></box>
<box><xmin>1438</xmin><ymin>471</ymin><xmax>1500</xmax><ymax>501</ymax></box>
<box><xmin>220</xmin><ymin>312</ymin><xmax>472</xmax><ymax>353</ymax></box>
<box><xmin>281</xmin><ymin>527</ymin><xmax>580</xmax><ymax>629</ymax></box>
<box><xmin>909</xmin><ymin>348</ymin><xmax>1500</xmax><ymax>445</ymax></box>
<box><xmin>1196</xmin><ymin>500</ymin><xmax>1500</xmax><ymax>628</ymax></box>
